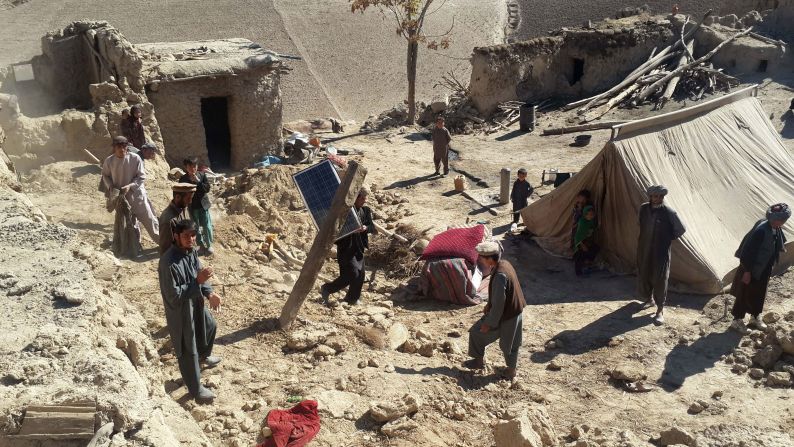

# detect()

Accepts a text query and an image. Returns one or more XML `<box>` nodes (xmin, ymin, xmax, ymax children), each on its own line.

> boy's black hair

<box><xmin>172</xmin><ymin>219</ymin><xmax>197</xmax><ymax>235</ymax></box>
<box><xmin>183</xmin><ymin>157</ymin><xmax>199</xmax><ymax>167</ymax></box>
<box><xmin>577</xmin><ymin>189</ymin><xmax>592</xmax><ymax>200</ymax></box>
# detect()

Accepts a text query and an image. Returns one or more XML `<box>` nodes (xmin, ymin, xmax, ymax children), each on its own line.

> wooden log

<box><xmin>748</xmin><ymin>31</ymin><xmax>786</xmax><ymax>47</ymax></box>
<box><xmin>279</xmin><ymin>161</ymin><xmax>367</xmax><ymax>329</ymax></box>
<box><xmin>638</xmin><ymin>27</ymin><xmax>752</xmax><ymax>102</ymax></box>
<box><xmin>564</xmin><ymin>9</ymin><xmax>712</xmax><ymax>112</ymax></box>
<box><xmin>372</xmin><ymin>221</ymin><xmax>409</xmax><ymax>243</ymax></box>
<box><xmin>84</xmin><ymin>149</ymin><xmax>101</xmax><ymax>165</ymax></box>
<box><xmin>678</xmin><ymin>16</ymin><xmax>695</xmax><ymax>62</ymax></box>
<box><xmin>541</xmin><ymin>121</ymin><xmax>627</xmax><ymax>136</ymax></box>
<box><xmin>659</xmin><ymin>39</ymin><xmax>695</xmax><ymax>107</ymax></box>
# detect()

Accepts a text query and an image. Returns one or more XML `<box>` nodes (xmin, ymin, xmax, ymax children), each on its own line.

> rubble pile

<box><xmin>722</xmin><ymin>311</ymin><xmax>794</xmax><ymax>388</ymax></box>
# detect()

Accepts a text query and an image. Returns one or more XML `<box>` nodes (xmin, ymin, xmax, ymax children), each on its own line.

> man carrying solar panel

<box><xmin>320</xmin><ymin>188</ymin><xmax>378</xmax><ymax>306</ymax></box>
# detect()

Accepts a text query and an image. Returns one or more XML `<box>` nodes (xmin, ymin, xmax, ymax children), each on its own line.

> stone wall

<box><xmin>147</xmin><ymin>69</ymin><xmax>282</xmax><ymax>170</ymax></box>
<box><xmin>470</xmin><ymin>20</ymin><xmax>674</xmax><ymax>115</ymax></box>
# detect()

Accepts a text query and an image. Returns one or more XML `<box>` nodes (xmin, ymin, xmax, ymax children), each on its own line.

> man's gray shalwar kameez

<box><xmin>158</xmin><ymin>245</ymin><xmax>217</xmax><ymax>396</ymax></box>
<box><xmin>468</xmin><ymin>273</ymin><xmax>523</xmax><ymax>368</ymax></box>
<box><xmin>102</xmin><ymin>152</ymin><xmax>159</xmax><ymax>242</ymax></box>
<box><xmin>636</xmin><ymin>203</ymin><xmax>686</xmax><ymax>307</ymax></box>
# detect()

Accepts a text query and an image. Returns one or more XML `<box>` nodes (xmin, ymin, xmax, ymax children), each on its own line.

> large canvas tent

<box><xmin>521</xmin><ymin>86</ymin><xmax>794</xmax><ymax>294</ymax></box>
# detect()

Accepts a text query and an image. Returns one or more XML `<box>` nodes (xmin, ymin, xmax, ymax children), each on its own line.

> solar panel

<box><xmin>293</xmin><ymin>160</ymin><xmax>362</xmax><ymax>241</ymax></box>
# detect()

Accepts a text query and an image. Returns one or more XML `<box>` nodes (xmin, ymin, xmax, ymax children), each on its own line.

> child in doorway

<box><xmin>179</xmin><ymin>157</ymin><xmax>214</xmax><ymax>256</ymax></box>
<box><xmin>510</xmin><ymin>168</ymin><xmax>533</xmax><ymax>225</ymax></box>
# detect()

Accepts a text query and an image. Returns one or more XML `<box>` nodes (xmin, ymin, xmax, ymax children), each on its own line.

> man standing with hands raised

<box><xmin>159</xmin><ymin>220</ymin><xmax>223</xmax><ymax>403</ymax></box>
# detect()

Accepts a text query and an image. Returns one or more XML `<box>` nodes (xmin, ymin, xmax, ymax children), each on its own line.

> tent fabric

<box><xmin>521</xmin><ymin>87</ymin><xmax>794</xmax><ymax>294</ymax></box>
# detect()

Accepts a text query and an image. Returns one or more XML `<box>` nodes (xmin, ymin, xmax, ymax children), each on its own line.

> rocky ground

<box><xmin>2</xmin><ymin>71</ymin><xmax>794</xmax><ymax>446</ymax></box>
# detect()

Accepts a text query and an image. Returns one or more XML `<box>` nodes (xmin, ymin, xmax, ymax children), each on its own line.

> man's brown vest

<box><xmin>488</xmin><ymin>260</ymin><xmax>526</xmax><ymax>322</ymax></box>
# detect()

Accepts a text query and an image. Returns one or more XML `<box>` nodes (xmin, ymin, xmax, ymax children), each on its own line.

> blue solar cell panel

<box><xmin>293</xmin><ymin>160</ymin><xmax>361</xmax><ymax>241</ymax></box>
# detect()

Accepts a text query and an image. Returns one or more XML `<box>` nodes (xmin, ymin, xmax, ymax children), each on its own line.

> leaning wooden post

<box><xmin>279</xmin><ymin>161</ymin><xmax>367</xmax><ymax>329</ymax></box>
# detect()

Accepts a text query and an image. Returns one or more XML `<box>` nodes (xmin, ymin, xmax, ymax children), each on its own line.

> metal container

<box><xmin>519</xmin><ymin>103</ymin><xmax>537</xmax><ymax>132</ymax></box>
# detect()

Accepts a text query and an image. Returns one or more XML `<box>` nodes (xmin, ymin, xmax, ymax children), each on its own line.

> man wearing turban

<box><xmin>637</xmin><ymin>185</ymin><xmax>686</xmax><ymax>324</ymax></box>
<box><xmin>730</xmin><ymin>203</ymin><xmax>790</xmax><ymax>333</ymax></box>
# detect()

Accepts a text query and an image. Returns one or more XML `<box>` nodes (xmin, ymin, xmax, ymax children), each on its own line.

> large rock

<box><xmin>767</xmin><ymin>371</ymin><xmax>793</xmax><ymax>387</ymax></box>
<box><xmin>380</xmin><ymin>415</ymin><xmax>419</xmax><ymax>437</ymax></box>
<box><xmin>753</xmin><ymin>345</ymin><xmax>783</xmax><ymax>369</ymax></box>
<box><xmin>387</xmin><ymin>323</ymin><xmax>409</xmax><ymax>350</ymax></box>
<box><xmin>609</xmin><ymin>363</ymin><xmax>647</xmax><ymax>382</ymax></box>
<box><xmin>660</xmin><ymin>427</ymin><xmax>695</xmax><ymax>446</ymax></box>
<box><xmin>430</xmin><ymin>95</ymin><xmax>448</xmax><ymax>113</ymax></box>
<box><xmin>228</xmin><ymin>193</ymin><xmax>265</xmax><ymax>219</ymax></box>
<box><xmin>494</xmin><ymin>414</ymin><xmax>543</xmax><ymax>447</ymax></box>
<box><xmin>315</xmin><ymin>390</ymin><xmax>361</xmax><ymax>418</ymax></box>
<box><xmin>503</xmin><ymin>404</ymin><xmax>556</xmax><ymax>446</ymax></box>
<box><xmin>370</xmin><ymin>394</ymin><xmax>421</xmax><ymax>423</ymax></box>
<box><xmin>779</xmin><ymin>335</ymin><xmax>794</xmax><ymax>355</ymax></box>
<box><xmin>286</xmin><ymin>330</ymin><xmax>329</xmax><ymax>351</ymax></box>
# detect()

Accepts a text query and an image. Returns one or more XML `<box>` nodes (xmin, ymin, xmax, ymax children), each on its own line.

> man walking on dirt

<box><xmin>636</xmin><ymin>185</ymin><xmax>686</xmax><ymax>325</ymax></box>
<box><xmin>465</xmin><ymin>241</ymin><xmax>525</xmax><ymax>379</ymax></box>
<box><xmin>320</xmin><ymin>189</ymin><xmax>377</xmax><ymax>306</ymax></box>
<box><xmin>159</xmin><ymin>219</ymin><xmax>222</xmax><ymax>403</ymax></box>
<box><xmin>101</xmin><ymin>136</ymin><xmax>160</xmax><ymax>243</ymax></box>
<box><xmin>158</xmin><ymin>183</ymin><xmax>195</xmax><ymax>255</ymax></box>
<box><xmin>431</xmin><ymin>116</ymin><xmax>452</xmax><ymax>176</ymax></box>
<box><xmin>729</xmin><ymin>203</ymin><xmax>790</xmax><ymax>334</ymax></box>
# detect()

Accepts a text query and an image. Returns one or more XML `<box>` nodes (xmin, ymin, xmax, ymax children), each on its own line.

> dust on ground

<box><xmin>5</xmin><ymin>74</ymin><xmax>794</xmax><ymax>446</ymax></box>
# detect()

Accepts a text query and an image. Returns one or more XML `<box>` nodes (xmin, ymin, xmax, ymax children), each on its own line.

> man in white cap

<box><xmin>730</xmin><ymin>203</ymin><xmax>790</xmax><ymax>333</ymax></box>
<box><xmin>101</xmin><ymin>136</ymin><xmax>160</xmax><ymax>244</ymax></box>
<box><xmin>465</xmin><ymin>241</ymin><xmax>526</xmax><ymax>379</ymax></box>
<box><xmin>636</xmin><ymin>185</ymin><xmax>686</xmax><ymax>325</ymax></box>
<box><xmin>158</xmin><ymin>183</ymin><xmax>196</xmax><ymax>255</ymax></box>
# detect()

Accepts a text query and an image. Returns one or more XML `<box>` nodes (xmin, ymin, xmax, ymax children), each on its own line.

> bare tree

<box><xmin>351</xmin><ymin>0</ymin><xmax>453</xmax><ymax>123</ymax></box>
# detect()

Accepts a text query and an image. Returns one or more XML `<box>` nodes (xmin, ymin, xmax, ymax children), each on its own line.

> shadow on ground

<box><xmin>658</xmin><ymin>330</ymin><xmax>742</xmax><ymax>391</ymax></box>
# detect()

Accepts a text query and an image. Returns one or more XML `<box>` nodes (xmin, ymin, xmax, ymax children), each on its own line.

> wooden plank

<box><xmin>26</xmin><ymin>405</ymin><xmax>95</xmax><ymax>413</ymax></box>
<box><xmin>541</xmin><ymin>121</ymin><xmax>627</xmax><ymax>136</ymax></box>
<box><xmin>279</xmin><ymin>161</ymin><xmax>367</xmax><ymax>329</ymax></box>
<box><xmin>10</xmin><ymin>433</ymin><xmax>95</xmax><ymax>440</ymax></box>
<box><xmin>18</xmin><ymin>412</ymin><xmax>94</xmax><ymax>436</ymax></box>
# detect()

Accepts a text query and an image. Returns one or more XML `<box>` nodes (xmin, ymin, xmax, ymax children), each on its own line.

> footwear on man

<box><xmin>203</xmin><ymin>246</ymin><xmax>214</xmax><ymax>256</ymax></box>
<box><xmin>344</xmin><ymin>298</ymin><xmax>359</xmax><ymax>306</ymax></box>
<box><xmin>194</xmin><ymin>386</ymin><xmax>216</xmax><ymax>403</ymax></box>
<box><xmin>748</xmin><ymin>316</ymin><xmax>768</xmax><ymax>331</ymax></box>
<box><xmin>653</xmin><ymin>310</ymin><xmax>665</xmax><ymax>325</ymax></box>
<box><xmin>729</xmin><ymin>319</ymin><xmax>750</xmax><ymax>335</ymax></box>
<box><xmin>319</xmin><ymin>285</ymin><xmax>330</xmax><ymax>305</ymax></box>
<box><xmin>433</xmin><ymin>171</ymin><xmax>440</xmax><ymax>176</ymax></box>
<box><xmin>463</xmin><ymin>358</ymin><xmax>485</xmax><ymax>370</ymax></box>
<box><xmin>200</xmin><ymin>355</ymin><xmax>222</xmax><ymax>368</ymax></box>
<box><xmin>502</xmin><ymin>367</ymin><xmax>517</xmax><ymax>379</ymax></box>
<box><xmin>641</xmin><ymin>299</ymin><xmax>655</xmax><ymax>310</ymax></box>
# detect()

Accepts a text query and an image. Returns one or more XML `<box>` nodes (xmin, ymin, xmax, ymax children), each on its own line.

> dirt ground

<box><xmin>3</xmin><ymin>71</ymin><xmax>792</xmax><ymax>446</ymax></box>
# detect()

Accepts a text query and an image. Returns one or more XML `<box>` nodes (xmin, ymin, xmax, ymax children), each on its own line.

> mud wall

<box><xmin>30</xmin><ymin>21</ymin><xmax>146</xmax><ymax>112</ymax></box>
<box><xmin>470</xmin><ymin>22</ymin><xmax>675</xmax><ymax>115</ymax></box>
<box><xmin>147</xmin><ymin>69</ymin><xmax>283</xmax><ymax>170</ymax></box>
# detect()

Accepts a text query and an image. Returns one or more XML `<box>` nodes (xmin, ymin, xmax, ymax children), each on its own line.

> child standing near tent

<box><xmin>573</xmin><ymin>205</ymin><xmax>599</xmax><ymax>275</ymax></box>
<box><xmin>571</xmin><ymin>189</ymin><xmax>592</xmax><ymax>249</ymax></box>
<box><xmin>510</xmin><ymin>168</ymin><xmax>533</xmax><ymax>227</ymax></box>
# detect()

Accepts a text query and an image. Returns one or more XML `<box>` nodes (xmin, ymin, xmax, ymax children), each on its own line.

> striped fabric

<box><xmin>420</xmin><ymin>257</ymin><xmax>482</xmax><ymax>306</ymax></box>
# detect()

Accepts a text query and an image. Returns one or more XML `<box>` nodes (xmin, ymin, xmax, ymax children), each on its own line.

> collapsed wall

<box><xmin>471</xmin><ymin>9</ymin><xmax>788</xmax><ymax>116</ymax></box>
<box><xmin>470</xmin><ymin>19</ymin><xmax>674</xmax><ymax>115</ymax></box>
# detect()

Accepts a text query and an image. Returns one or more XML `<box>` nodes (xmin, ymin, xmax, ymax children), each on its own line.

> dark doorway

<box><xmin>200</xmin><ymin>97</ymin><xmax>232</xmax><ymax>168</ymax></box>
<box><xmin>570</xmin><ymin>58</ymin><xmax>585</xmax><ymax>85</ymax></box>
<box><xmin>757</xmin><ymin>60</ymin><xmax>768</xmax><ymax>73</ymax></box>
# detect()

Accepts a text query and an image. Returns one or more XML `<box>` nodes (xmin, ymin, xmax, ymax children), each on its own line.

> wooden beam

<box><xmin>279</xmin><ymin>161</ymin><xmax>367</xmax><ymax>329</ymax></box>
<box><xmin>541</xmin><ymin>121</ymin><xmax>627</xmax><ymax>136</ymax></box>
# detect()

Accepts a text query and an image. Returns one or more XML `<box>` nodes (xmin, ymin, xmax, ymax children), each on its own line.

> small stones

<box><xmin>767</xmin><ymin>371</ymin><xmax>793</xmax><ymax>387</ymax></box>
<box><xmin>546</xmin><ymin>360</ymin><xmax>562</xmax><ymax>371</ymax></box>
<box><xmin>659</xmin><ymin>427</ymin><xmax>696</xmax><ymax>446</ymax></box>
<box><xmin>688</xmin><ymin>400</ymin><xmax>707</xmax><ymax>415</ymax></box>
<box><xmin>418</xmin><ymin>342</ymin><xmax>436</xmax><ymax>358</ymax></box>
<box><xmin>370</xmin><ymin>394</ymin><xmax>421</xmax><ymax>423</ymax></box>
<box><xmin>762</xmin><ymin>312</ymin><xmax>781</xmax><ymax>324</ymax></box>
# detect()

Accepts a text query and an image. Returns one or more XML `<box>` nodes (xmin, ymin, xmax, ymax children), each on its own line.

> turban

<box><xmin>476</xmin><ymin>241</ymin><xmax>501</xmax><ymax>257</ymax></box>
<box><xmin>766</xmin><ymin>203</ymin><xmax>791</xmax><ymax>222</ymax></box>
<box><xmin>647</xmin><ymin>185</ymin><xmax>668</xmax><ymax>196</ymax></box>
<box><xmin>172</xmin><ymin>182</ymin><xmax>197</xmax><ymax>193</ymax></box>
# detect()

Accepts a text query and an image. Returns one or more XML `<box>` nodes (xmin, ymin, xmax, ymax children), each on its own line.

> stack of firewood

<box><xmin>564</xmin><ymin>11</ymin><xmax>751</xmax><ymax>123</ymax></box>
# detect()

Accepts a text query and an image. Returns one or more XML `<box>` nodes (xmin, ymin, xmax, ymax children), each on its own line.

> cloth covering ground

<box><xmin>521</xmin><ymin>86</ymin><xmax>794</xmax><ymax>293</ymax></box>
